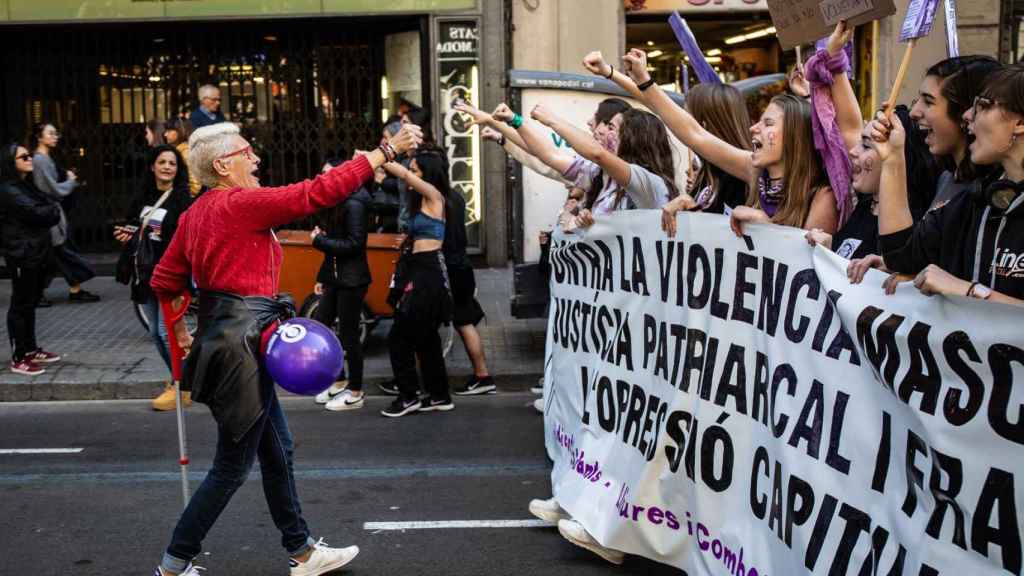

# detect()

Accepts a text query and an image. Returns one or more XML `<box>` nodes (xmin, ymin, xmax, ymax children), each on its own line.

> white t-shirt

<box><xmin>564</xmin><ymin>158</ymin><xmax>671</xmax><ymax>215</ymax></box>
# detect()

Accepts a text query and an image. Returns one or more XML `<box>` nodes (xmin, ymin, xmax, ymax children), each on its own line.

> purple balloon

<box><xmin>265</xmin><ymin>318</ymin><xmax>344</xmax><ymax>396</ymax></box>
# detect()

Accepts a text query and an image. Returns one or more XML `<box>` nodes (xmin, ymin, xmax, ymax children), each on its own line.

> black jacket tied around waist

<box><xmin>185</xmin><ymin>291</ymin><xmax>296</xmax><ymax>442</ymax></box>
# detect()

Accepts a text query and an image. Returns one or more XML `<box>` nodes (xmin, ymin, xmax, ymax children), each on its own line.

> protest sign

<box><xmin>944</xmin><ymin>0</ymin><xmax>960</xmax><ymax>57</ymax></box>
<box><xmin>767</xmin><ymin>0</ymin><xmax>896</xmax><ymax>49</ymax></box>
<box><xmin>544</xmin><ymin>211</ymin><xmax>1023</xmax><ymax>575</ymax></box>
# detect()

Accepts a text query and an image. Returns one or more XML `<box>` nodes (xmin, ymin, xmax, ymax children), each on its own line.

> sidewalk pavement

<box><xmin>0</xmin><ymin>267</ymin><xmax>549</xmax><ymax>401</ymax></box>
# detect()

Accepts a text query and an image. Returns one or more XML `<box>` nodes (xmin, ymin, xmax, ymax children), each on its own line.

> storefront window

<box><xmin>437</xmin><ymin>18</ymin><xmax>482</xmax><ymax>251</ymax></box>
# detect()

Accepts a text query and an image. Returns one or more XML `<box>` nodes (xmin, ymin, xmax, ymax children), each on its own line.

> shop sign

<box><xmin>2</xmin><ymin>0</ymin><xmax>476</xmax><ymax>23</ymax></box>
<box><xmin>634</xmin><ymin>0</ymin><xmax>768</xmax><ymax>13</ymax></box>
<box><xmin>437</xmin><ymin>19</ymin><xmax>483</xmax><ymax>250</ymax></box>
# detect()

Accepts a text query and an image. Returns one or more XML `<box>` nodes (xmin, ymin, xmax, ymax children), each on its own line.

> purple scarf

<box><xmin>804</xmin><ymin>49</ymin><xmax>854</xmax><ymax>226</ymax></box>
<box><xmin>758</xmin><ymin>172</ymin><xmax>784</xmax><ymax>217</ymax></box>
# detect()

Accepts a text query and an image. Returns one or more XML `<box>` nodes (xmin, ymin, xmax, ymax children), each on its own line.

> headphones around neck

<box><xmin>977</xmin><ymin>177</ymin><xmax>1024</xmax><ymax>211</ymax></box>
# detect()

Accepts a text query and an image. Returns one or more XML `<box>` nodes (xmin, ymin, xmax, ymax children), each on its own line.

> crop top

<box><xmin>408</xmin><ymin>211</ymin><xmax>445</xmax><ymax>241</ymax></box>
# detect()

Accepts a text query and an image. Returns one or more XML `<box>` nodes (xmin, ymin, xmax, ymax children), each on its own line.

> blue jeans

<box><xmin>161</xmin><ymin>383</ymin><xmax>313</xmax><ymax>573</ymax></box>
<box><xmin>141</xmin><ymin>295</ymin><xmax>172</xmax><ymax>373</ymax></box>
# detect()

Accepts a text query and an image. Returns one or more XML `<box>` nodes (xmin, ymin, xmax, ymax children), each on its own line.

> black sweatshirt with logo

<box><xmin>879</xmin><ymin>182</ymin><xmax>1024</xmax><ymax>299</ymax></box>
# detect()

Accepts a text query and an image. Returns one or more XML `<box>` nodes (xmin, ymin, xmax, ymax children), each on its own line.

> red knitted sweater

<box><xmin>151</xmin><ymin>155</ymin><xmax>373</xmax><ymax>300</ymax></box>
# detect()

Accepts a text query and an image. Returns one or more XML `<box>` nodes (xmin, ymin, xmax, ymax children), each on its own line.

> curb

<box><xmin>0</xmin><ymin>373</ymin><xmax>544</xmax><ymax>402</ymax></box>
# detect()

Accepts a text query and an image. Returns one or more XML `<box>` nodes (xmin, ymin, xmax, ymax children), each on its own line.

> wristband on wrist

<box><xmin>378</xmin><ymin>142</ymin><xmax>397</xmax><ymax>163</ymax></box>
<box><xmin>637</xmin><ymin>77</ymin><xmax>657</xmax><ymax>92</ymax></box>
<box><xmin>508</xmin><ymin>113</ymin><xmax>524</xmax><ymax>129</ymax></box>
<box><xmin>497</xmin><ymin>135</ymin><xmax>506</xmax><ymax>147</ymax></box>
<box><xmin>604</xmin><ymin>65</ymin><xmax>614</xmax><ymax>80</ymax></box>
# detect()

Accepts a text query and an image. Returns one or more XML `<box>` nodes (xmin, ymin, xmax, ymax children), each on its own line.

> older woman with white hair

<box><xmin>149</xmin><ymin>121</ymin><xmax>422</xmax><ymax>576</ymax></box>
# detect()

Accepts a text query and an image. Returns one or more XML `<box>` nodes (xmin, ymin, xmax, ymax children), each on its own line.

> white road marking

<box><xmin>0</xmin><ymin>448</ymin><xmax>84</xmax><ymax>454</ymax></box>
<box><xmin>364</xmin><ymin>520</ymin><xmax>554</xmax><ymax>531</ymax></box>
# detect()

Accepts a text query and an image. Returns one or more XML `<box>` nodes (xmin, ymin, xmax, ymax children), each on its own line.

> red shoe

<box><xmin>30</xmin><ymin>349</ymin><xmax>61</xmax><ymax>364</ymax></box>
<box><xmin>10</xmin><ymin>358</ymin><xmax>45</xmax><ymax>376</ymax></box>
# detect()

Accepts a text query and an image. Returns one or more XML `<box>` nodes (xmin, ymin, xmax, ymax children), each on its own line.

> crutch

<box><xmin>161</xmin><ymin>293</ymin><xmax>193</xmax><ymax>509</ymax></box>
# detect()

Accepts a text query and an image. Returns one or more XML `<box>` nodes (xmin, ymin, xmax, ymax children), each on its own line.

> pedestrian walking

<box><xmin>0</xmin><ymin>143</ymin><xmax>63</xmax><ymax>375</ymax></box>
<box><xmin>30</xmin><ymin>122</ymin><xmax>100</xmax><ymax>304</ymax></box>
<box><xmin>312</xmin><ymin>158</ymin><xmax>372</xmax><ymax>412</ymax></box>
<box><xmin>149</xmin><ymin>121</ymin><xmax>422</xmax><ymax>576</ymax></box>
<box><xmin>113</xmin><ymin>144</ymin><xmax>194</xmax><ymax>411</ymax></box>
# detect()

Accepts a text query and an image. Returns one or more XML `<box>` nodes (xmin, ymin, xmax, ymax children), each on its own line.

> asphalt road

<box><xmin>0</xmin><ymin>394</ymin><xmax>684</xmax><ymax>575</ymax></box>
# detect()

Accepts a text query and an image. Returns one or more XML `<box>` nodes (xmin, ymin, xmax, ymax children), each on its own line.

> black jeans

<box><xmin>388</xmin><ymin>316</ymin><xmax>449</xmax><ymax>403</ymax></box>
<box><xmin>316</xmin><ymin>284</ymin><xmax>367</xmax><ymax>391</ymax></box>
<box><xmin>7</xmin><ymin>263</ymin><xmax>44</xmax><ymax>360</ymax></box>
<box><xmin>161</xmin><ymin>381</ymin><xmax>313</xmax><ymax>573</ymax></box>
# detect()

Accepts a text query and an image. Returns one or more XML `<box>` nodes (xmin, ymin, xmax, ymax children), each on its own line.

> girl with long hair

<box><xmin>113</xmin><ymin>144</ymin><xmax>194</xmax><ymax>410</ymax></box>
<box><xmin>379</xmin><ymin>148</ymin><xmax>456</xmax><ymax>417</ymax></box>
<box><xmin>613</xmin><ymin>49</ymin><xmax>839</xmax><ymax>236</ymax></box>
<box><xmin>0</xmin><ymin>143</ymin><xmax>62</xmax><ymax>375</ymax></box>
<box><xmin>500</xmin><ymin>103</ymin><xmax>677</xmax><ymax>226</ymax></box>
<box><xmin>871</xmin><ymin>63</ymin><xmax>1024</xmax><ymax>306</ymax></box>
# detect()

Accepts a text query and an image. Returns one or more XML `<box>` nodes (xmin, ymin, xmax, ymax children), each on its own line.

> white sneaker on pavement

<box><xmin>289</xmin><ymin>538</ymin><xmax>359</xmax><ymax>576</ymax></box>
<box><xmin>155</xmin><ymin>564</ymin><xmax>205</xmax><ymax>576</ymax></box>
<box><xmin>315</xmin><ymin>381</ymin><xmax>348</xmax><ymax>405</ymax></box>
<box><xmin>533</xmin><ymin>398</ymin><xmax>544</xmax><ymax>414</ymax></box>
<box><xmin>528</xmin><ymin>497</ymin><xmax>569</xmax><ymax>523</ymax></box>
<box><xmin>530</xmin><ymin>376</ymin><xmax>544</xmax><ymax>395</ymax></box>
<box><xmin>557</xmin><ymin>519</ymin><xmax>624</xmax><ymax>565</ymax></box>
<box><xmin>325</xmin><ymin>390</ymin><xmax>364</xmax><ymax>412</ymax></box>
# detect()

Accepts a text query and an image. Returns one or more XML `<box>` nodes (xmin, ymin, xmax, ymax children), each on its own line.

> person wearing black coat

<box><xmin>0</xmin><ymin>143</ymin><xmax>63</xmax><ymax>376</ymax></box>
<box><xmin>114</xmin><ymin>144</ymin><xmax>195</xmax><ymax>411</ymax></box>
<box><xmin>311</xmin><ymin>183</ymin><xmax>372</xmax><ymax>412</ymax></box>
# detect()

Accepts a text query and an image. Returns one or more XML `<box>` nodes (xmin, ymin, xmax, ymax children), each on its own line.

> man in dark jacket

<box><xmin>0</xmin><ymin>143</ymin><xmax>64</xmax><ymax>375</ymax></box>
<box><xmin>311</xmin><ymin>185</ymin><xmax>372</xmax><ymax>411</ymax></box>
<box><xmin>189</xmin><ymin>85</ymin><xmax>227</xmax><ymax>130</ymax></box>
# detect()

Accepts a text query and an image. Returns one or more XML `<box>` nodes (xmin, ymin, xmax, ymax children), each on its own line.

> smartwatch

<box><xmin>969</xmin><ymin>283</ymin><xmax>993</xmax><ymax>300</ymax></box>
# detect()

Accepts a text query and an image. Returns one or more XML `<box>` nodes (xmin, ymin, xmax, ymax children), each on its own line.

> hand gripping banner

<box><xmin>543</xmin><ymin>211</ymin><xmax>1023</xmax><ymax>575</ymax></box>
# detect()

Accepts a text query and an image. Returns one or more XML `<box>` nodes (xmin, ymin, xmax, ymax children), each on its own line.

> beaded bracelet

<box><xmin>379</xmin><ymin>142</ymin><xmax>397</xmax><ymax>163</ymax></box>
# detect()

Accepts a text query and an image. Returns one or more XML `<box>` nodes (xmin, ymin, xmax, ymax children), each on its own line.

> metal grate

<box><xmin>0</xmin><ymin>18</ymin><xmax>415</xmax><ymax>251</ymax></box>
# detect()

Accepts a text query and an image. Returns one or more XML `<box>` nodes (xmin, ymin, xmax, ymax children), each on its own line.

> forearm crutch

<box><xmin>161</xmin><ymin>293</ymin><xmax>193</xmax><ymax>510</ymax></box>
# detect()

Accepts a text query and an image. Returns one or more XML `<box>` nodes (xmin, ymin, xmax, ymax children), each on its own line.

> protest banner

<box><xmin>544</xmin><ymin>211</ymin><xmax>1023</xmax><ymax>575</ymax></box>
<box><xmin>767</xmin><ymin>0</ymin><xmax>895</xmax><ymax>49</ymax></box>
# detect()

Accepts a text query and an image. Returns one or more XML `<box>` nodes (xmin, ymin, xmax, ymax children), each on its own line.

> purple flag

<box><xmin>899</xmin><ymin>0</ymin><xmax>940</xmax><ymax>41</ymax></box>
<box><xmin>668</xmin><ymin>12</ymin><xmax>721</xmax><ymax>85</ymax></box>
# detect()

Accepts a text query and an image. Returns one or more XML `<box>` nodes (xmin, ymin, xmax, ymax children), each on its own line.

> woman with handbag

<box><xmin>114</xmin><ymin>144</ymin><xmax>194</xmax><ymax>411</ymax></box>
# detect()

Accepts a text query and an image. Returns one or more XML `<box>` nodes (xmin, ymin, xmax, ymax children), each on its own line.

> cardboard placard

<box><xmin>767</xmin><ymin>0</ymin><xmax>896</xmax><ymax>49</ymax></box>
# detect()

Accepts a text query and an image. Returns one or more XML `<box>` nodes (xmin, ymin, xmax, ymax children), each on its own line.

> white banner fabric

<box><xmin>543</xmin><ymin>210</ymin><xmax>1024</xmax><ymax>576</ymax></box>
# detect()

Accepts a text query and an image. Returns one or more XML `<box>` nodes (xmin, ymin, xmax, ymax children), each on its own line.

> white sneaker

<box><xmin>155</xmin><ymin>564</ymin><xmax>205</xmax><ymax>576</ymax></box>
<box><xmin>325</xmin><ymin>390</ymin><xmax>364</xmax><ymax>412</ymax></box>
<box><xmin>289</xmin><ymin>538</ymin><xmax>359</xmax><ymax>576</ymax></box>
<box><xmin>557</xmin><ymin>519</ymin><xmax>624</xmax><ymax>565</ymax></box>
<box><xmin>528</xmin><ymin>497</ymin><xmax>569</xmax><ymax>523</ymax></box>
<box><xmin>533</xmin><ymin>398</ymin><xmax>544</xmax><ymax>414</ymax></box>
<box><xmin>530</xmin><ymin>376</ymin><xmax>544</xmax><ymax>395</ymax></box>
<box><xmin>315</xmin><ymin>381</ymin><xmax>348</xmax><ymax>405</ymax></box>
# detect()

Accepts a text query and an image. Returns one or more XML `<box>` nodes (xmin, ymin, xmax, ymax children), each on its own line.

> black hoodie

<box><xmin>879</xmin><ymin>180</ymin><xmax>1024</xmax><ymax>298</ymax></box>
